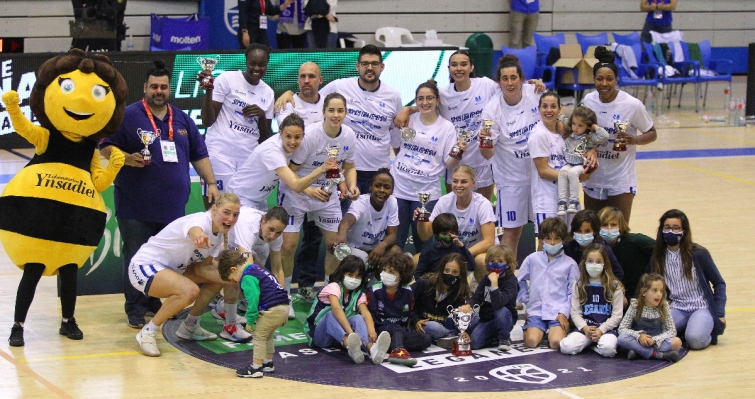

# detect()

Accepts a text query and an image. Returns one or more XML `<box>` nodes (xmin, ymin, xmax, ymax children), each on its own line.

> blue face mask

<box><xmin>663</xmin><ymin>231</ymin><xmax>683</xmax><ymax>246</ymax></box>
<box><xmin>573</xmin><ymin>233</ymin><xmax>594</xmax><ymax>247</ymax></box>
<box><xmin>543</xmin><ymin>242</ymin><xmax>563</xmax><ymax>255</ymax></box>
<box><xmin>488</xmin><ymin>262</ymin><xmax>507</xmax><ymax>274</ymax></box>
<box><xmin>600</xmin><ymin>228</ymin><xmax>620</xmax><ymax>242</ymax></box>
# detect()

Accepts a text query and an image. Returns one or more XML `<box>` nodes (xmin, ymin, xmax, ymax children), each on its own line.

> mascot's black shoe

<box><xmin>9</xmin><ymin>323</ymin><xmax>24</xmax><ymax>347</ymax></box>
<box><xmin>59</xmin><ymin>318</ymin><xmax>84</xmax><ymax>340</ymax></box>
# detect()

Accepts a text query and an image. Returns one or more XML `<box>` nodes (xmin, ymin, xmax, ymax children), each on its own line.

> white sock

<box><xmin>184</xmin><ymin>314</ymin><xmax>200</xmax><ymax>330</ymax></box>
<box><xmin>224</xmin><ymin>302</ymin><xmax>238</xmax><ymax>326</ymax></box>
<box><xmin>62</xmin><ymin>318</ymin><xmax>69</xmax><ymax>323</ymax></box>
<box><xmin>144</xmin><ymin>321</ymin><xmax>158</xmax><ymax>332</ymax></box>
<box><xmin>284</xmin><ymin>276</ymin><xmax>292</xmax><ymax>297</ymax></box>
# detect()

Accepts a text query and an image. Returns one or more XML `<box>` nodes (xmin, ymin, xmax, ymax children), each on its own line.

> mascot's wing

<box><xmin>1</xmin><ymin>90</ymin><xmax>50</xmax><ymax>154</ymax></box>
<box><xmin>91</xmin><ymin>146</ymin><xmax>125</xmax><ymax>192</ymax></box>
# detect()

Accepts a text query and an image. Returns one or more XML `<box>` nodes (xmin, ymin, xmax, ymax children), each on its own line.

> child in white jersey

<box><xmin>558</xmin><ymin>106</ymin><xmax>608</xmax><ymax>215</ymax></box>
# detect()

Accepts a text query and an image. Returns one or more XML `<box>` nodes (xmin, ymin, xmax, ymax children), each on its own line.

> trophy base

<box><xmin>414</xmin><ymin>212</ymin><xmax>431</xmax><ymax>222</ymax></box>
<box><xmin>585</xmin><ymin>164</ymin><xmax>598</xmax><ymax>174</ymax></box>
<box><xmin>325</xmin><ymin>170</ymin><xmax>341</xmax><ymax>179</ymax></box>
<box><xmin>452</xmin><ymin>341</ymin><xmax>472</xmax><ymax>356</ymax></box>
<box><xmin>141</xmin><ymin>149</ymin><xmax>152</xmax><ymax>166</ymax></box>
<box><xmin>479</xmin><ymin>142</ymin><xmax>494</xmax><ymax>149</ymax></box>
<box><xmin>612</xmin><ymin>144</ymin><xmax>627</xmax><ymax>152</ymax></box>
<box><xmin>449</xmin><ymin>150</ymin><xmax>463</xmax><ymax>160</ymax></box>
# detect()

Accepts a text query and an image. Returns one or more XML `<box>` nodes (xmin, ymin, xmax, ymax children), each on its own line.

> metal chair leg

<box><xmin>703</xmin><ymin>82</ymin><xmax>709</xmax><ymax>107</ymax></box>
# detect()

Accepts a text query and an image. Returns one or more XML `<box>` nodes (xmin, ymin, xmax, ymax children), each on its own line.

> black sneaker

<box><xmin>59</xmin><ymin>318</ymin><xmax>84</xmax><ymax>340</ymax></box>
<box><xmin>9</xmin><ymin>323</ymin><xmax>24</xmax><ymax>347</ymax></box>
<box><xmin>127</xmin><ymin>314</ymin><xmax>146</xmax><ymax>329</ymax></box>
<box><xmin>236</xmin><ymin>364</ymin><xmax>264</xmax><ymax>378</ymax></box>
<box><xmin>262</xmin><ymin>361</ymin><xmax>274</xmax><ymax>373</ymax></box>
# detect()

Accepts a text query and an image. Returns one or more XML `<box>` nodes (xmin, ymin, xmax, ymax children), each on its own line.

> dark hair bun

<box><xmin>153</xmin><ymin>60</ymin><xmax>166</xmax><ymax>69</ymax></box>
<box><xmin>593</xmin><ymin>46</ymin><xmax>615</xmax><ymax>64</ymax></box>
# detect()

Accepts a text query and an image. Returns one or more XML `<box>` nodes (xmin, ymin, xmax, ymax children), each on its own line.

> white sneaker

<box><xmin>288</xmin><ymin>301</ymin><xmax>296</xmax><ymax>319</ymax></box>
<box><xmin>346</xmin><ymin>333</ymin><xmax>364</xmax><ymax>364</ymax></box>
<box><xmin>370</xmin><ymin>331</ymin><xmax>391</xmax><ymax>364</ymax></box>
<box><xmin>136</xmin><ymin>329</ymin><xmax>160</xmax><ymax>357</ymax></box>
<box><xmin>176</xmin><ymin>323</ymin><xmax>218</xmax><ymax>341</ymax></box>
<box><xmin>220</xmin><ymin>323</ymin><xmax>253</xmax><ymax>342</ymax></box>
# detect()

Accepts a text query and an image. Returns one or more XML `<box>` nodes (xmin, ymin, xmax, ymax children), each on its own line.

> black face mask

<box><xmin>442</xmin><ymin>273</ymin><xmax>459</xmax><ymax>286</ymax></box>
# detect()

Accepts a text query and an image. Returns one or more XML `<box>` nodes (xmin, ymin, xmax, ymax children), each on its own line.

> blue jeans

<box><xmin>671</xmin><ymin>307</ymin><xmax>713</xmax><ymax>350</ymax></box>
<box><xmin>422</xmin><ymin>318</ymin><xmax>458</xmax><ymax>340</ymax></box>
<box><xmin>618</xmin><ymin>333</ymin><xmax>673</xmax><ymax>359</ymax></box>
<box><xmin>467</xmin><ymin>307</ymin><xmax>514</xmax><ymax>349</ymax></box>
<box><xmin>313</xmin><ymin>312</ymin><xmax>370</xmax><ymax>350</ymax></box>
<box><xmin>117</xmin><ymin>217</ymin><xmax>165</xmax><ymax>318</ymax></box>
<box><xmin>396</xmin><ymin>198</ymin><xmax>437</xmax><ymax>253</ymax></box>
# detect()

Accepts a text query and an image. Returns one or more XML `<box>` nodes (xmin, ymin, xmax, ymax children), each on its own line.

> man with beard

<box><xmin>100</xmin><ymin>61</ymin><xmax>219</xmax><ymax>329</ymax></box>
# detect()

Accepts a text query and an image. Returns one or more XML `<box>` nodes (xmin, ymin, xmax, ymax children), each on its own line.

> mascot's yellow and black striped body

<box><xmin>0</xmin><ymin>49</ymin><xmax>128</xmax><ymax>276</ymax></box>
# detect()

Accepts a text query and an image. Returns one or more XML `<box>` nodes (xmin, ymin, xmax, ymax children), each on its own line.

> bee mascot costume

<box><xmin>1</xmin><ymin>49</ymin><xmax>128</xmax><ymax>346</ymax></box>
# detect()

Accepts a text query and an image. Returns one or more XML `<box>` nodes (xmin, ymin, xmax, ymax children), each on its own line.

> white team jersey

<box><xmin>205</xmin><ymin>71</ymin><xmax>275</xmax><ymax>163</ymax></box>
<box><xmin>320</xmin><ymin>78</ymin><xmax>403</xmax><ymax>171</ymax></box>
<box><xmin>528</xmin><ymin>123</ymin><xmax>567</xmax><ymax>212</ymax></box>
<box><xmin>429</xmin><ymin>192</ymin><xmax>496</xmax><ymax>248</ymax></box>
<box><xmin>439</xmin><ymin>77</ymin><xmax>499</xmax><ymax>169</ymax></box>
<box><xmin>390</xmin><ymin>113</ymin><xmax>456</xmax><ymax>201</ymax></box>
<box><xmin>280</xmin><ymin>123</ymin><xmax>356</xmax><ymax>209</ymax></box>
<box><xmin>345</xmin><ymin>194</ymin><xmax>400</xmax><ymax>251</ymax></box>
<box><xmin>131</xmin><ymin>212</ymin><xmax>223</xmax><ymax>273</ymax></box>
<box><xmin>276</xmin><ymin>93</ymin><xmax>324</xmax><ymax>127</ymax></box>
<box><xmin>582</xmin><ymin>90</ymin><xmax>654</xmax><ymax>190</ymax></box>
<box><xmin>483</xmin><ymin>84</ymin><xmax>542</xmax><ymax>187</ymax></box>
<box><xmin>227</xmin><ymin>134</ymin><xmax>292</xmax><ymax>207</ymax></box>
<box><xmin>228</xmin><ymin>206</ymin><xmax>283</xmax><ymax>254</ymax></box>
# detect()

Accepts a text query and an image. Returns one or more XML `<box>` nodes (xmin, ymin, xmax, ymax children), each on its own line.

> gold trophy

<box><xmin>196</xmin><ymin>56</ymin><xmax>219</xmax><ymax>90</ymax></box>
<box><xmin>613</xmin><ymin>120</ymin><xmax>629</xmax><ymax>152</ymax></box>
<box><xmin>137</xmin><ymin>129</ymin><xmax>158</xmax><ymax>165</ymax></box>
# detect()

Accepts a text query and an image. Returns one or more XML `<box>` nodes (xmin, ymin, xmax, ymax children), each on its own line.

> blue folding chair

<box><xmin>695</xmin><ymin>40</ymin><xmax>733</xmax><ymax>107</ymax></box>
<box><xmin>575</xmin><ymin>32</ymin><xmax>609</xmax><ymax>54</ymax></box>
<box><xmin>615</xmin><ymin>51</ymin><xmax>661</xmax><ymax>115</ymax></box>
<box><xmin>500</xmin><ymin>45</ymin><xmax>557</xmax><ymax>90</ymax></box>
<box><xmin>612</xmin><ymin>32</ymin><xmax>642</xmax><ymax>63</ymax></box>
<box><xmin>533</xmin><ymin>32</ymin><xmax>565</xmax><ymax>65</ymax></box>
<box><xmin>643</xmin><ymin>41</ymin><xmax>699</xmax><ymax>111</ymax></box>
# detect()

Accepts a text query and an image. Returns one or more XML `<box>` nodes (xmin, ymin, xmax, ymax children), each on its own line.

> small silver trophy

<box><xmin>197</xmin><ymin>56</ymin><xmax>219</xmax><ymax>90</ymax></box>
<box><xmin>449</xmin><ymin>127</ymin><xmax>469</xmax><ymax>159</ymax></box>
<box><xmin>447</xmin><ymin>304</ymin><xmax>479</xmax><ymax>356</ymax></box>
<box><xmin>414</xmin><ymin>191</ymin><xmax>431</xmax><ymax>222</ymax></box>
<box><xmin>321</xmin><ymin>176</ymin><xmax>343</xmax><ymax>196</ymax></box>
<box><xmin>332</xmin><ymin>243</ymin><xmax>352</xmax><ymax>261</ymax></box>
<box><xmin>400</xmin><ymin>127</ymin><xmax>416</xmax><ymax>142</ymax></box>
<box><xmin>137</xmin><ymin>128</ymin><xmax>158</xmax><ymax>165</ymax></box>
<box><xmin>479</xmin><ymin>120</ymin><xmax>494</xmax><ymax>148</ymax></box>
<box><xmin>324</xmin><ymin>144</ymin><xmax>341</xmax><ymax>179</ymax></box>
<box><xmin>613</xmin><ymin>120</ymin><xmax>629</xmax><ymax>152</ymax></box>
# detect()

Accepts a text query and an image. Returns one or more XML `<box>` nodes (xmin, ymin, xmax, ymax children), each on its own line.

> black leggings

<box><xmin>14</xmin><ymin>263</ymin><xmax>78</xmax><ymax>323</ymax></box>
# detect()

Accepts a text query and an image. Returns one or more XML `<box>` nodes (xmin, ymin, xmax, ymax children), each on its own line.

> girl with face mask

<box><xmin>304</xmin><ymin>255</ymin><xmax>391</xmax><ymax>365</ymax></box>
<box><xmin>560</xmin><ymin>244</ymin><xmax>624</xmax><ymax>358</ymax></box>
<box><xmin>410</xmin><ymin>253</ymin><xmax>471</xmax><ymax>349</ymax></box>
<box><xmin>598</xmin><ymin>206</ymin><xmax>655</xmax><ymax>304</ymax></box>
<box><xmin>563</xmin><ymin>210</ymin><xmax>624</xmax><ymax>282</ymax></box>
<box><xmin>650</xmin><ymin>209</ymin><xmax>727</xmax><ymax>350</ymax></box>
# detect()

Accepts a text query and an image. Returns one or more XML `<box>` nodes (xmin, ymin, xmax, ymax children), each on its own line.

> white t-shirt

<box><xmin>582</xmin><ymin>90</ymin><xmax>654</xmax><ymax>190</ymax></box>
<box><xmin>439</xmin><ymin>77</ymin><xmax>499</xmax><ymax>169</ymax></box>
<box><xmin>280</xmin><ymin>123</ymin><xmax>356</xmax><ymax>209</ymax></box>
<box><xmin>227</xmin><ymin>134</ymin><xmax>292</xmax><ymax>207</ymax></box>
<box><xmin>528</xmin><ymin>123</ymin><xmax>567</xmax><ymax>212</ymax></box>
<box><xmin>228</xmin><ymin>206</ymin><xmax>283</xmax><ymax>254</ymax></box>
<box><xmin>276</xmin><ymin>93</ymin><xmax>324</xmax><ymax>127</ymax></box>
<box><xmin>345</xmin><ymin>194</ymin><xmax>400</xmax><ymax>251</ymax></box>
<box><xmin>429</xmin><ymin>192</ymin><xmax>496</xmax><ymax>248</ymax></box>
<box><xmin>390</xmin><ymin>113</ymin><xmax>456</xmax><ymax>201</ymax></box>
<box><xmin>205</xmin><ymin>71</ymin><xmax>275</xmax><ymax>163</ymax></box>
<box><xmin>131</xmin><ymin>211</ymin><xmax>224</xmax><ymax>273</ymax></box>
<box><xmin>482</xmin><ymin>84</ymin><xmax>541</xmax><ymax>187</ymax></box>
<box><xmin>320</xmin><ymin>78</ymin><xmax>403</xmax><ymax>171</ymax></box>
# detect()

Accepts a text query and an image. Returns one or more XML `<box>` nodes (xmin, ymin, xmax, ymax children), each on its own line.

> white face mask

<box><xmin>600</xmin><ymin>228</ymin><xmax>620</xmax><ymax>242</ymax></box>
<box><xmin>380</xmin><ymin>271</ymin><xmax>399</xmax><ymax>287</ymax></box>
<box><xmin>585</xmin><ymin>262</ymin><xmax>604</xmax><ymax>278</ymax></box>
<box><xmin>343</xmin><ymin>276</ymin><xmax>362</xmax><ymax>290</ymax></box>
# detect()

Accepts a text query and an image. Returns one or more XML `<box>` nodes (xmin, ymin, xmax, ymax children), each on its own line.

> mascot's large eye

<box><xmin>59</xmin><ymin>78</ymin><xmax>75</xmax><ymax>94</ymax></box>
<box><xmin>92</xmin><ymin>84</ymin><xmax>111</xmax><ymax>100</ymax></box>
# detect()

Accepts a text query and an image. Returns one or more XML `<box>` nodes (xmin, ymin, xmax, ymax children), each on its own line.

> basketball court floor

<box><xmin>1</xmin><ymin>76</ymin><xmax>753</xmax><ymax>398</ymax></box>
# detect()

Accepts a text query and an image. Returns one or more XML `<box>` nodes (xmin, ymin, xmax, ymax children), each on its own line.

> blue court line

<box><xmin>1</xmin><ymin>147</ymin><xmax>753</xmax><ymax>184</ymax></box>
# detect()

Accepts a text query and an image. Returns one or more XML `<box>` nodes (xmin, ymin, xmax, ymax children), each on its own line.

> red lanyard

<box><xmin>259</xmin><ymin>0</ymin><xmax>266</xmax><ymax>14</ymax></box>
<box><xmin>142</xmin><ymin>99</ymin><xmax>173</xmax><ymax>141</ymax></box>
